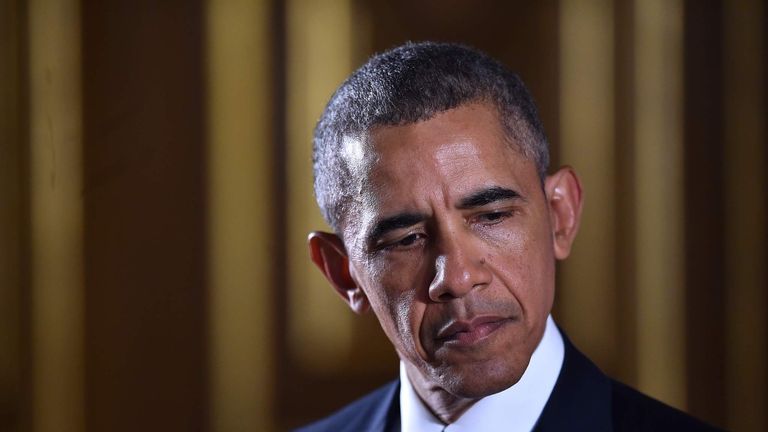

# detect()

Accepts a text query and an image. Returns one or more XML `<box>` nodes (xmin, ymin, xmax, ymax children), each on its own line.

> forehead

<box><xmin>339</xmin><ymin>103</ymin><xmax>539</xmax><ymax>235</ymax></box>
<box><xmin>371</xmin><ymin>103</ymin><xmax>516</xmax><ymax>174</ymax></box>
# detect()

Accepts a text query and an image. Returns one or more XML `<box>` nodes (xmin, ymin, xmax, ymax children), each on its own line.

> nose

<box><xmin>428</xmin><ymin>231</ymin><xmax>492</xmax><ymax>302</ymax></box>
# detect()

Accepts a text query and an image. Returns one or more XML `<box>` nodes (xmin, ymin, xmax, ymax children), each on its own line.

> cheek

<box><xmin>489</xmin><ymin>221</ymin><xmax>555</xmax><ymax>315</ymax></box>
<box><xmin>521</xmin><ymin>230</ymin><xmax>556</xmax><ymax>313</ymax></box>
<box><xmin>359</xmin><ymin>258</ymin><xmax>431</xmax><ymax>360</ymax></box>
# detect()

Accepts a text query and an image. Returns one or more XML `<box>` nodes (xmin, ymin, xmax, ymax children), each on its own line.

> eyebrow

<box><xmin>366</xmin><ymin>212</ymin><xmax>426</xmax><ymax>244</ymax></box>
<box><xmin>457</xmin><ymin>186</ymin><xmax>524</xmax><ymax>209</ymax></box>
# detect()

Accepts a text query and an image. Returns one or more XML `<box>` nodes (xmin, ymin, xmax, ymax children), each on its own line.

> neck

<box><xmin>404</xmin><ymin>363</ymin><xmax>479</xmax><ymax>424</ymax></box>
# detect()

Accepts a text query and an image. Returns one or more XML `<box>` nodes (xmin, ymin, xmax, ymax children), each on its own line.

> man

<box><xmin>299</xmin><ymin>42</ymin><xmax>718</xmax><ymax>431</ymax></box>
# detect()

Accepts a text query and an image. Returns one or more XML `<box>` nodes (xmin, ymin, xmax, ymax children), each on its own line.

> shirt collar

<box><xmin>399</xmin><ymin>315</ymin><xmax>564</xmax><ymax>432</ymax></box>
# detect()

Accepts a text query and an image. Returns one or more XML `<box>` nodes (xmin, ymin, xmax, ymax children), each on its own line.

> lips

<box><xmin>435</xmin><ymin>315</ymin><xmax>510</xmax><ymax>346</ymax></box>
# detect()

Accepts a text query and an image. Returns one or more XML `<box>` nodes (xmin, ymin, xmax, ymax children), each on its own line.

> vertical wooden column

<box><xmin>0</xmin><ymin>0</ymin><xmax>26</xmax><ymax>430</ymax></box>
<box><xmin>682</xmin><ymin>1</ymin><xmax>726</xmax><ymax>425</ymax></box>
<box><xmin>558</xmin><ymin>0</ymin><xmax>617</xmax><ymax>374</ymax></box>
<box><xmin>724</xmin><ymin>1</ymin><xmax>766</xmax><ymax>430</ymax></box>
<box><xmin>633</xmin><ymin>0</ymin><xmax>686</xmax><ymax>409</ymax></box>
<box><xmin>28</xmin><ymin>0</ymin><xmax>85</xmax><ymax>430</ymax></box>
<box><xmin>207</xmin><ymin>0</ymin><xmax>274</xmax><ymax>430</ymax></box>
<box><xmin>81</xmin><ymin>2</ymin><xmax>208</xmax><ymax>430</ymax></box>
<box><xmin>613</xmin><ymin>0</ymin><xmax>639</xmax><ymax>387</ymax></box>
<box><xmin>286</xmin><ymin>0</ymin><xmax>355</xmax><ymax>373</ymax></box>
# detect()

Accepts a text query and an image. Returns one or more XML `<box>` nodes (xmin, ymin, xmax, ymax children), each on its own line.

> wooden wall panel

<box><xmin>634</xmin><ymin>0</ymin><xmax>686</xmax><ymax>409</ymax></box>
<box><xmin>723</xmin><ymin>0</ymin><xmax>766</xmax><ymax>430</ymax></box>
<box><xmin>0</xmin><ymin>0</ymin><xmax>27</xmax><ymax>430</ymax></box>
<box><xmin>28</xmin><ymin>0</ymin><xmax>85</xmax><ymax>430</ymax></box>
<box><xmin>613</xmin><ymin>0</ymin><xmax>639</xmax><ymax>388</ymax></box>
<box><xmin>558</xmin><ymin>0</ymin><xmax>618</xmax><ymax>376</ymax></box>
<box><xmin>206</xmin><ymin>0</ymin><xmax>275</xmax><ymax>430</ymax></box>
<box><xmin>683</xmin><ymin>0</ymin><xmax>727</xmax><ymax>426</ymax></box>
<box><xmin>81</xmin><ymin>2</ymin><xmax>208</xmax><ymax>431</ymax></box>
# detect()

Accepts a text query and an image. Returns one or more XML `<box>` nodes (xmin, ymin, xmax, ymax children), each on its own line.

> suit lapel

<box><xmin>370</xmin><ymin>380</ymin><xmax>401</xmax><ymax>432</ymax></box>
<box><xmin>382</xmin><ymin>380</ymin><xmax>402</xmax><ymax>432</ymax></box>
<box><xmin>533</xmin><ymin>332</ymin><xmax>613</xmax><ymax>431</ymax></box>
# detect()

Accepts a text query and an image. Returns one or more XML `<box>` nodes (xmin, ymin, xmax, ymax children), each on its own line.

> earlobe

<box><xmin>544</xmin><ymin>167</ymin><xmax>584</xmax><ymax>260</ymax></box>
<box><xmin>308</xmin><ymin>231</ymin><xmax>370</xmax><ymax>314</ymax></box>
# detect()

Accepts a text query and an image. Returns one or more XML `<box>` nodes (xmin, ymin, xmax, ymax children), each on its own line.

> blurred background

<box><xmin>1</xmin><ymin>0</ymin><xmax>765</xmax><ymax>431</ymax></box>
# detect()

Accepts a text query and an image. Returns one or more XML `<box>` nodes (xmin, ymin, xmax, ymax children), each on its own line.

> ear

<box><xmin>307</xmin><ymin>231</ymin><xmax>370</xmax><ymax>314</ymax></box>
<box><xmin>544</xmin><ymin>167</ymin><xmax>584</xmax><ymax>260</ymax></box>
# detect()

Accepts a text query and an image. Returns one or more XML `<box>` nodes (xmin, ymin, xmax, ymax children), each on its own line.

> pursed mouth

<box><xmin>435</xmin><ymin>315</ymin><xmax>512</xmax><ymax>346</ymax></box>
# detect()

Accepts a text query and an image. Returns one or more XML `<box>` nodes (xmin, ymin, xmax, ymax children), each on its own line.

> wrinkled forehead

<box><xmin>340</xmin><ymin>127</ymin><xmax>492</xmax><ymax>198</ymax></box>
<box><xmin>341</xmin><ymin>104</ymin><xmax>508</xmax><ymax>173</ymax></box>
<box><xmin>337</xmin><ymin>108</ymin><xmax>534</xmax><ymax>248</ymax></box>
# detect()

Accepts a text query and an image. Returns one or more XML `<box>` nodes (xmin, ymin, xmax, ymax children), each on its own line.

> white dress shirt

<box><xmin>399</xmin><ymin>315</ymin><xmax>564</xmax><ymax>432</ymax></box>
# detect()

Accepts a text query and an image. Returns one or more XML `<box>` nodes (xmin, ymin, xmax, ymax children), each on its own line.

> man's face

<box><xmin>339</xmin><ymin>102</ymin><xmax>559</xmax><ymax>398</ymax></box>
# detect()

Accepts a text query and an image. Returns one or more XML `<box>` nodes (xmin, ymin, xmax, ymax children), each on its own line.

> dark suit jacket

<box><xmin>296</xmin><ymin>335</ymin><xmax>722</xmax><ymax>431</ymax></box>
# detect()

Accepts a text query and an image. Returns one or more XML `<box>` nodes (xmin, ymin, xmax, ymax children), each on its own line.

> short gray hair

<box><xmin>313</xmin><ymin>41</ymin><xmax>550</xmax><ymax>232</ymax></box>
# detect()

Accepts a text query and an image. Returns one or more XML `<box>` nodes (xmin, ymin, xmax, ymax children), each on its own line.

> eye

<box><xmin>398</xmin><ymin>233</ymin><xmax>421</xmax><ymax>246</ymax></box>
<box><xmin>475</xmin><ymin>210</ymin><xmax>514</xmax><ymax>225</ymax></box>
<box><xmin>382</xmin><ymin>232</ymin><xmax>426</xmax><ymax>251</ymax></box>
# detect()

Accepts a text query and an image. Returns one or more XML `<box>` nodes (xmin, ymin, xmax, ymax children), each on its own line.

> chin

<box><xmin>439</xmin><ymin>358</ymin><xmax>527</xmax><ymax>398</ymax></box>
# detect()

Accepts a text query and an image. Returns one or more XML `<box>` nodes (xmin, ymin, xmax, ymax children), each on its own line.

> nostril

<box><xmin>437</xmin><ymin>292</ymin><xmax>454</xmax><ymax>302</ymax></box>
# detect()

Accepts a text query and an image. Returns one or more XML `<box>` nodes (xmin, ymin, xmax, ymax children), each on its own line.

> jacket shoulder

<box><xmin>294</xmin><ymin>380</ymin><xmax>400</xmax><ymax>432</ymax></box>
<box><xmin>610</xmin><ymin>380</ymin><xmax>723</xmax><ymax>431</ymax></box>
